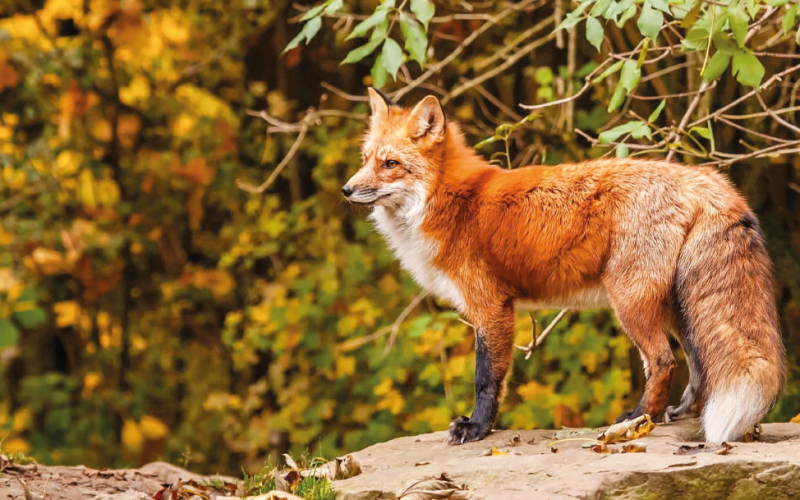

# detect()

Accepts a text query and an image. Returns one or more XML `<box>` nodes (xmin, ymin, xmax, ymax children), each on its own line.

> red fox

<box><xmin>342</xmin><ymin>88</ymin><xmax>786</xmax><ymax>445</ymax></box>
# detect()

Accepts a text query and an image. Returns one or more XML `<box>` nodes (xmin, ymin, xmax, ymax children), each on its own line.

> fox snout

<box><xmin>341</xmin><ymin>184</ymin><xmax>354</xmax><ymax>197</ymax></box>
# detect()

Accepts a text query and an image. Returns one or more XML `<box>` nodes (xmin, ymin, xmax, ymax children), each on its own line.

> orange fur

<box><xmin>343</xmin><ymin>90</ymin><xmax>786</xmax><ymax>444</ymax></box>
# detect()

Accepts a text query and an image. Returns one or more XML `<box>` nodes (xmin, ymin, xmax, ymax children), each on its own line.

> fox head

<box><xmin>342</xmin><ymin>88</ymin><xmax>447</xmax><ymax>209</ymax></box>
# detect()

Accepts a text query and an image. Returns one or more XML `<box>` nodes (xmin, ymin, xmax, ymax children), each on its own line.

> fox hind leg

<box><xmin>665</xmin><ymin>333</ymin><xmax>705</xmax><ymax>422</ymax></box>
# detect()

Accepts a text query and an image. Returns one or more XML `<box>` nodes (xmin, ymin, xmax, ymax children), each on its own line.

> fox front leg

<box><xmin>448</xmin><ymin>305</ymin><xmax>514</xmax><ymax>445</ymax></box>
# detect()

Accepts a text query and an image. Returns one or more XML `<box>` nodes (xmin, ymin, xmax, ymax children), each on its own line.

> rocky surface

<box><xmin>333</xmin><ymin>419</ymin><xmax>800</xmax><ymax>499</ymax></box>
<box><xmin>3</xmin><ymin>420</ymin><xmax>800</xmax><ymax>500</ymax></box>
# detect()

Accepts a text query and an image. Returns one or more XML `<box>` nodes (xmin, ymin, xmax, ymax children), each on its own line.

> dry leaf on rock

<box><xmin>597</xmin><ymin>414</ymin><xmax>655</xmax><ymax>444</ymax></box>
<box><xmin>589</xmin><ymin>444</ymin><xmax>619</xmax><ymax>454</ymax></box>
<box><xmin>508</xmin><ymin>434</ymin><xmax>524</xmax><ymax>447</ymax></box>
<box><xmin>490</xmin><ymin>446</ymin><xmax>508</xmax><ymax>456</ymax></box>
<box><xmin>395</xmin><ymin>473</ymin><xmax>471</xmax><ymax>500</ymax></box>
<box><xmin>334</xmin><ymin>454</ymin><xmax>362</xmax><ymax>479</ymax></box>
<box><xmin>622</xmin><ymin>443</ymin><xmax>647</xmax><ymax>453</ymax></box>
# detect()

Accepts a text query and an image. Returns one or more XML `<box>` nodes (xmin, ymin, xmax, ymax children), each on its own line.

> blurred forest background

<box><xmin>0</xmin><ymin>0</ymin><xmax>799</xmax><ymax>475</ymax></box>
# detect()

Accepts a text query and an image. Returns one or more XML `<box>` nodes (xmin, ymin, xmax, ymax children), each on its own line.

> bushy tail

<box><xmin>675</xmin><ymin>210</ymin><xmax>785</xmax><ymax>443</ymax></box>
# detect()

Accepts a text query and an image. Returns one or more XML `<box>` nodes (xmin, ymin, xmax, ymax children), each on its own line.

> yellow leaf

<box><xmin>172</xmin><ymin>113</ymin><xmax>196</xmax><ymax>137</ymax></box>
<box><xmin>158</xmin><ymin>8</ymin><xmax>190</xmax><ymax>45</ymax></box>
<box><xmin>598</xmin><ymin>414</ymin><xmax>655</xmax><ymax>444</ymax></box>
<box><xmin>84</xmin><ymin>372</ymin><xmax>102</xmax><ymax>390</ymax></box>
<box><xmin>2</xmin><ymin>437</ymin><xmax>30</xmax><ymax>455</ymax></box>
<box><xmin>55</xmin><ymin>150</ymin><xmax>83</xmax><ymax>177</ymax></box>
<box><xmin>91</xmin><ymin>118</ymin><xmax>113</xmax><ymax>142</ymax></box>
<box><xmin>140</xmin><ymin>415</ymin><xmax>169</xmax><ymax>440</ymax></box>
<box><xmin>122</xmin><ymin>420</ymin><xmax>143</xmax><ymax>452</ymax></box>
<box><xmin>336</xmin><ymin>356</ymin><xmax>356</xmax><ymax>377</ymax></box>
<box><xmin>791</xmin><ymin>413</ymin><xmax>800</xmax><ymax>424</ymax></box>
<box><xmin>78</xmin><ymin>169</ymin><xmax>97</xmax><ymax>209</ymax></box>
<box><xmin>12</xmin><ymin>408</ymin><xmax>32</xmax><ymax>432</ymax></box>
<box><xmin>491</xmin><ymin>446</ymin><xmax>508</xmax><ymax>456</ymax></box>
<box><xmin>54</xmin><ymin>301</ymin><xmax>80</xmax><ymax>328</ymax></box>
<box><xmin>119</xmin><ymin>74</ymin><xmax>150</xmax><ymax>107</ymax></box>
<box><xmin>32</xmin><ymin>248</ymin><xmax>71</xmax><ymax>275</ymax></box>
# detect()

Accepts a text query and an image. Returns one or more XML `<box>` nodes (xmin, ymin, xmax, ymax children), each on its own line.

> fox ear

<box><xmin>408</xmin><ymin>95</ymin><xmax>446</xmax><ymax>140</ymax></box>
<box><xmin>367</xmin><ymin>87</ymin><xmax>391</xmax><ymax>128</ymax></box>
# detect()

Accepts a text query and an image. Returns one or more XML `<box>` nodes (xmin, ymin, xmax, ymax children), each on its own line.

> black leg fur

<box><xmin>448</xmin><ymin>333</ymin><xmax>499</xmax><ymax>444</ymax></box>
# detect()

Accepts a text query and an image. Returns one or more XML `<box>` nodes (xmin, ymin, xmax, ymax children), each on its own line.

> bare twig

<box><xmin>515</xmin><ymin>309</ymin><xmax>569</xmax><ymax>360</ymax></box>
<box><xmin>394</xmin><ymin>0</ymin><xmax>542</xmax><ymax>100</ymax></box>
<box><xmin>383</xmin><ymin>293</ymin><xmax>428</xmax><ymax>356</ymax></box>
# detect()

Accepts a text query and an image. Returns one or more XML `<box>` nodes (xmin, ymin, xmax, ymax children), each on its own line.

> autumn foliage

<box><xmin>0</xmin><ymin>0</ymin><xmax>799</xmax><ymax>474</ymax></box>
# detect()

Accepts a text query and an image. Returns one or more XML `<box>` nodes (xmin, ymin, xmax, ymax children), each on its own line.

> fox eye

<box><xmin>382</xmin><ymin>159</ymin><xmax>399</xmax><ymax>169</ymax></box>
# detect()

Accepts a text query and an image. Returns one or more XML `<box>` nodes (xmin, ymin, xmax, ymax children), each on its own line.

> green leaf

<box><xmin>592</xmin><ymin>59</ymin><xmax>623</xmax><ymax>83</ymax></box>
<box><xmin>616</xmin><ymin>4</ymin><xmax>637</xmax><ymax>27</ymax></box>
<box><xmin>783</xmin><ymin>4</ymin><xmax>797</xmax><ymax>33</ymax></box>
<box><xmin>558</xmin><ymin>11</ymin><xmax>584</xmax><ymax>31</ymax></box>
<box><xmin>371</xmin><ymin>53</ymin><xmax>389</xmax><ymax>89</ymax></box>
<box><xmin>347</xmin><ymin>6</ymin><xmax>390</xmax><ymax>41</ymax></box>
<box><xmin>607</xmin><ymin>84</ymin><xmax>626</xmax><ymax>112</ymax></box>
<box><xmin>410</xmin><ymin>0</ymin><xmax>435</xmax><ymax>30</ymax></box>
<box><xmin>586</xmin><ymin>17</ymin><xmax>604</xmax><ymax>51</ymax></box>
<box><xmin>475</xmin><ymin>136</ymin><xmax>503</xmax><ymax>148</ymax></box>
<box><xmin>637</xmin><ymin>1</ymin><xmax>664</xmax><ymax>39</ymax></box>
<box><xmin>681</xmin><ymin>0</ymin><xmax>704</xmax><ymax>28</ymax></box>
<box><xmin>0</xmin><ymin>318</ymin><xmax>19</xmax><ymax>348</ymax></box>
<box><xmin>399</xmin><ymin>13</ymin><xmax>427</xmax><ymax>66</ymax></box>
<box><xmin>381</xmin><ymin>38</ymin><xmax>403</xmax><ymax>78</ymax></box>
<box><xmin>649</xmin><ymin>0</ymin><xmax>670</xmax><ymax>13</ymax></box>
<box><xmin>619</xmin><ymin>59</ymin><xmax>640</xmax><ymax>92</ymax></box>
<box><xmin>729</xmin><ymin>5</ymin><xmax>749</xmax><ymax>47</ymax></box>
<box><xmin>522</xmin><ymin>113</ymin><xmax>540</xmax><ymax>123</ymax></box>
<box><xmin>682</xmin><ymin>26</ymin><xmax>709</xmax><ymax>51</ymax></box>
<box><xmin>300</xmin><ymin>1</ymin><xmax>329</xmax><ymax>21</ymax></box>
<box><xmin>702</xmin><ymin>50</ymin><xmax>731</xmax><ymax>82</ymax></box>
<box><xmin>534</xmin><ymin>67</ymin><xmax>554</xmax><ymax>85</ymax></box>
<box><xmin>732</xmin><ymin>49</ymin><xmax>764</xmax><ymax>87</ymax></box>
<box><xmin>283</xmin><ymin>17</ymin><xmax>323</xmax><ymax>53</ymax></box>
<box><xmin>341</xmin><ymin>37</ymin><xmax>383</xmax><ymax>64</ymax></box>
<box><xmin>14</xmin><ymin>307</ymin><xmax>46</xmax><ymax>328</ymax></box>
<box><xmin>691</xmin><ymin>126</ymin><xmax>712</xmax><ymax>139</ymax></box>
<box><xmin>323</xmin><ymin>0</ymin><xmax>343</xmax><ymax>15</ymax></box>
<box><xmin>616</xmin><ymin>143</ymin><xmax>630</xmax><ymax>158</ymax></box>
<box><xmin>712</xmin><ymin>31</ymin><xmax>738</xmax><ymax>54</ymax></box>
<box><xmin>599</xmin><ymin>120</ymin><xmax>652</xmax><ymax>144</ymax></box>
<box><xmin>648</xmin><ymin>99</ymin><xmax>666</xmax><ymax>122</ymax></box>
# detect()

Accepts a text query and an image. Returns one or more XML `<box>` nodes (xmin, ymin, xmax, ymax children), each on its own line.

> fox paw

<box><xmin>664</xmin><ymin>405</ymin><xmax>698</xmax><ymax>423</ymax></box>
<box><xmin>615</xmin><ymin>408</ymin><xmax>643</xmax><ymax>424</ymax></box>
<box><xmin>447</xmin><ymin>417</ymin><xmax>491</xmax><ymax>445</ymax></box>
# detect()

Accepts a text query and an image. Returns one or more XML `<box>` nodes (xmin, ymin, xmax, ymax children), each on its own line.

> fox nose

<box><xmin>341</xmin><ymin>185</ymin><xmax>354</xmax><ymax>197</ymax></box>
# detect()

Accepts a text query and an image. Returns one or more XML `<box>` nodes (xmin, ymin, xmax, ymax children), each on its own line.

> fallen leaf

<box><xmin>791</xmin><ymin>413</ymin><xmax>800</xmax><ymax>424</ymax></box>
<box><xmin>590</xmin><ymin>444</ymin><xmax>619</xmax><ymax>454</ymax></box>
<box><xmin>334</xmin><ymin>454</ymin><xmax>362</xmax><ymax>479</ymax></box>
<box><xmin>490</xmin><ymin>446</ymin><xmax>508</xmax><ymax>456</ymax></box>
<box><xmin>622</xmin><ymin>443</ymin><xmax>646</xmax><ymax>453</ymax></box>
<box><xmin>675</xmin><ymin>443</ymin><xmax>708</xmax><ymax>456</ymax></box>
<box><xmin>414</xmin><ymin>461</ymin><xmax>432</xmax><ymax>466</ymax></box>
<box><xmin>715</xmin><ymin>442</ymin><xmax>734</xmax><ymax>455</ymax></box>
<box><xmin>597</xmin><ymin>414</ymin><xmax>655</xmax><ymax>444</ymax></box>
<box><xmin>282</xmin><ymin>454</ymin><xmax>299</xmax><ymax>471</ymax></box>
<box><xmin>508</xmin><ymin>434</ymin><xmax>524</xmax><ymax>447</ymax></box>
<box><xmin>395</xmin><ymin>473</ymin><xmax>471</xmax><ymax>500</ymax></box>
<box><xmin>550</xmin><ymin>447</ymin><xmax>559</xmax><ymax>454</ymax></box>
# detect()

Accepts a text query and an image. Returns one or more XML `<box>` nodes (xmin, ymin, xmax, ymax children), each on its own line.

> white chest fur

<box><xmin>370</xmin><ymin>204</ymin><xmax>466</xmax><ymax>313</ymax></box>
